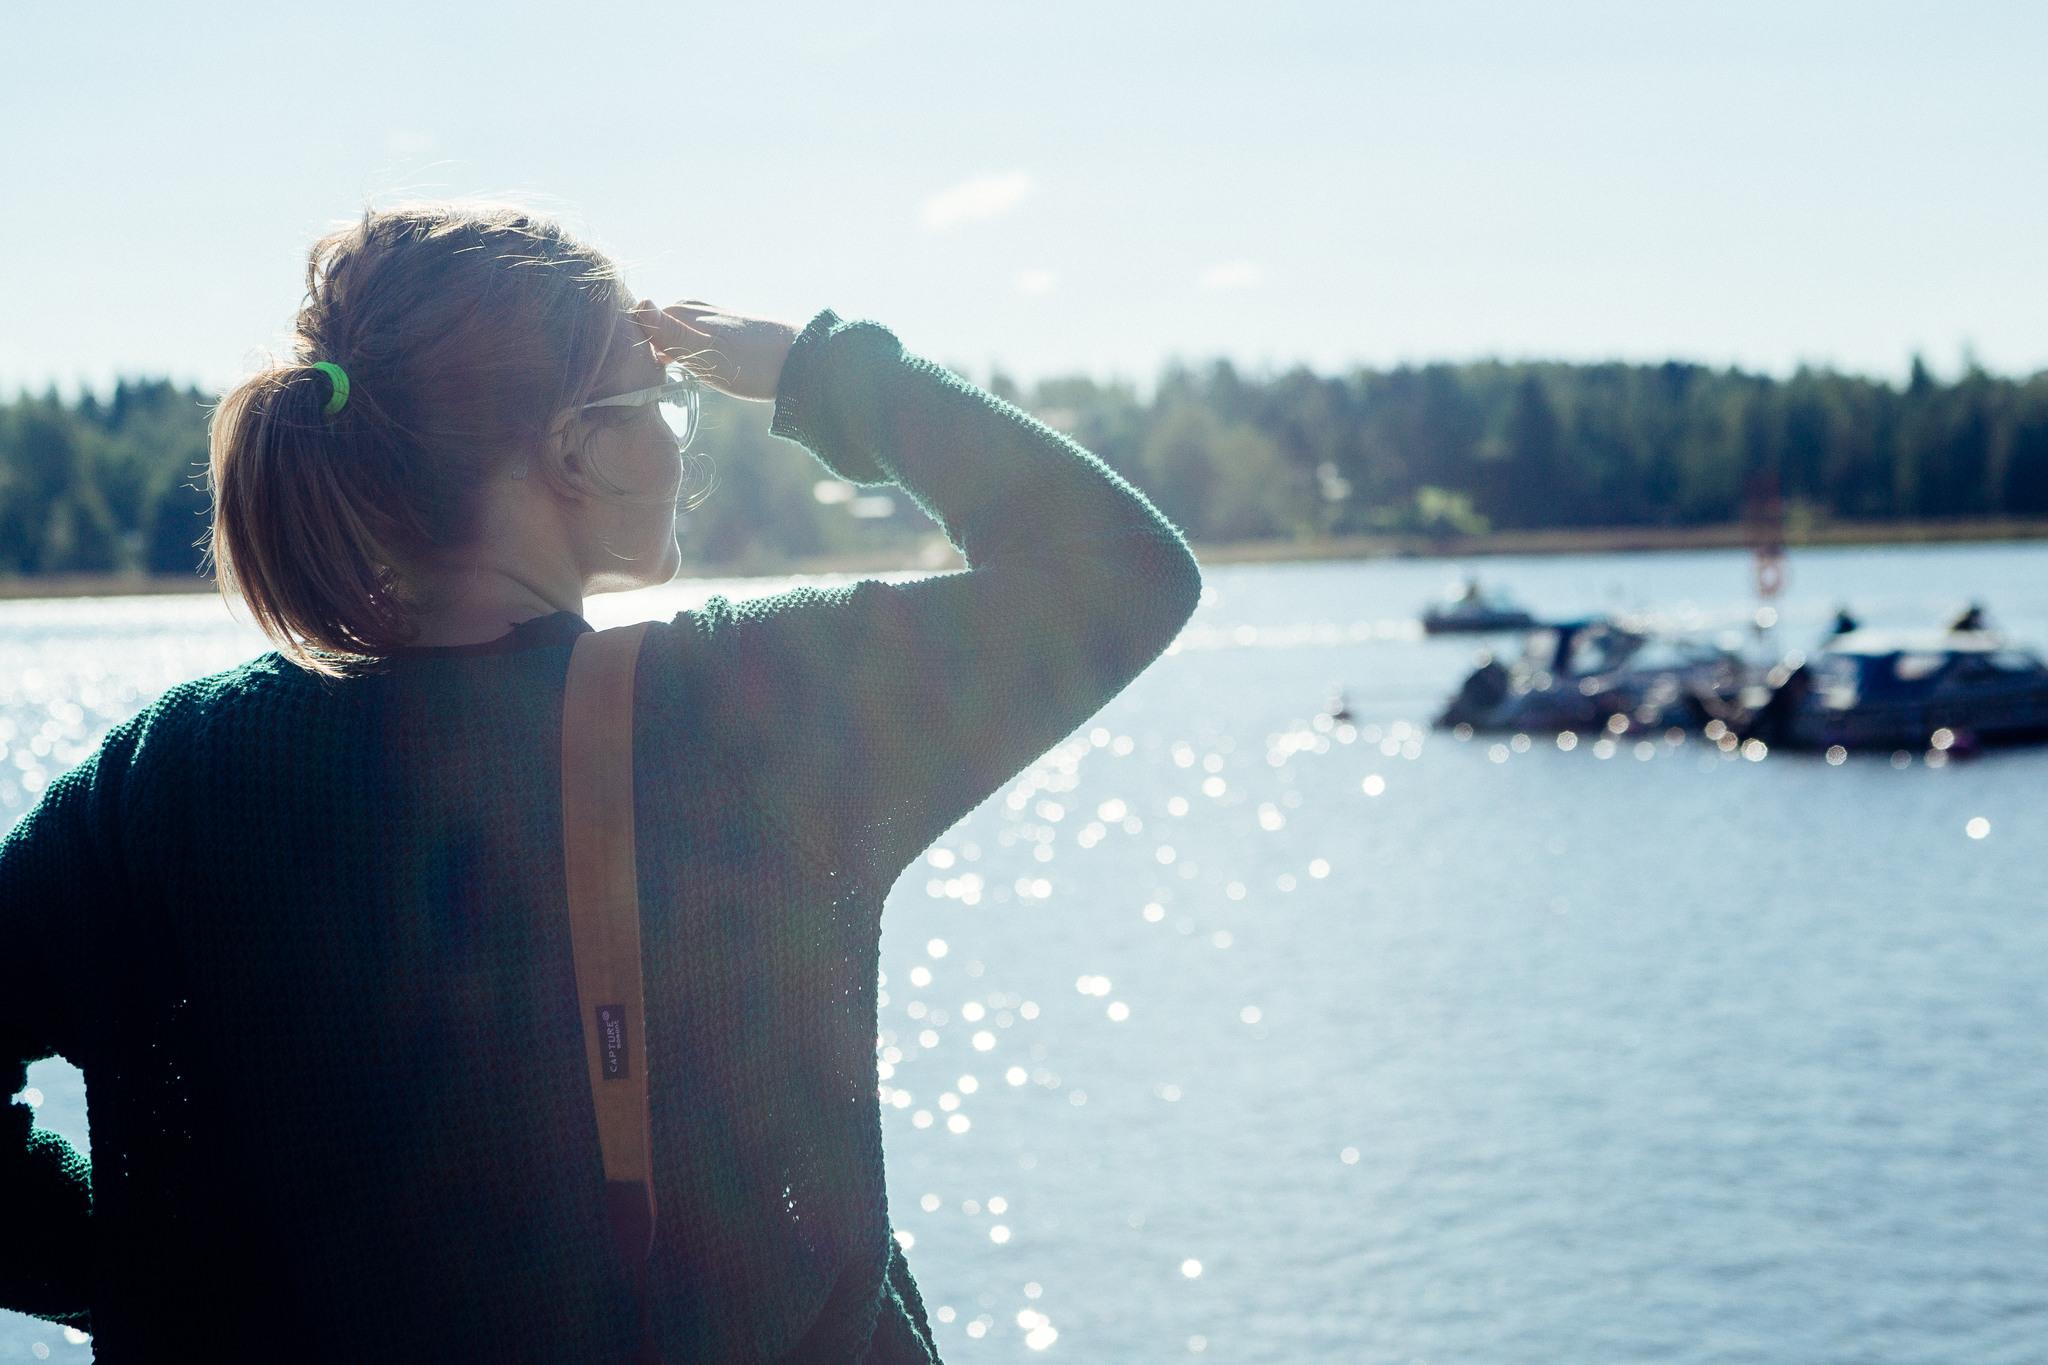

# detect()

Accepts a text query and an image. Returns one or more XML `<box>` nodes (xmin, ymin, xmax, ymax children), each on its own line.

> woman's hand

<box><xmin>630</xmin><ymin>299</ymin><xmax>798</xmax><ymax>404</ymax></box>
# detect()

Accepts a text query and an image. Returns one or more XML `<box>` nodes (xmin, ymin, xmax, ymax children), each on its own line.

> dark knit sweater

<box><xmin>0</xmin><ymin>309</ymin><xmax>1201</xmax><ymax>1361</ymax></box>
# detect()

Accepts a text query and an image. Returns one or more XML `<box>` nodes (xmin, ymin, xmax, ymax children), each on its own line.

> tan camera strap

<box><xmin>560</xmin><ymin>620</ymin><xmax>659</xmax><ymax>1286</ymax></box>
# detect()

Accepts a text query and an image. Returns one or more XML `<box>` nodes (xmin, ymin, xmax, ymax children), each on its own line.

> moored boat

<box><xmin>1739</xmin><ymin>629</ymin><xmax>2048</xmax><ymax>753</ymax></box>
<box><xmin>1438</xmin><ymin>616</ymin><xmax>1749</xmax><ymax>735</ymax></box>
<box><xmin>1421</xmin><ymin>578</ymin><xmax>1538</xmax><ymax>635</ymax></box>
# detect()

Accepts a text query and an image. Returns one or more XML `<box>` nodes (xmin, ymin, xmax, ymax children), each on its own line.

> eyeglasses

<box><xmin>577</xmin><ymin>361</ymin><xmax>701</xmax><ymax>452</ymax></box>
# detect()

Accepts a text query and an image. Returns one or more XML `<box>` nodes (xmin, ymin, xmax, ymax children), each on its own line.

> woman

<box><xmin>0</xmin><ymin>203</ymin><xmax>1201</xmax><ymax>1361</ymax></box>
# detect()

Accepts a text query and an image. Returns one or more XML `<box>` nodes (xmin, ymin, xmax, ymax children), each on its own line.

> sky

<box><xmin>3</xmin><ymin>0</ymin><xmax>2045</xmax><ymax>401</ymax></box>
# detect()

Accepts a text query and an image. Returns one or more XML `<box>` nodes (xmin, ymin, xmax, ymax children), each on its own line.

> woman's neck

<box><xmin>404</xmin><ymin>564</ymin><xmax>582</xmax><ymax>648</ymax></box>
<box><xmin>403</xmin><ymin>486</ymin><xmax>586</xmax><ymax>647</ymax></box>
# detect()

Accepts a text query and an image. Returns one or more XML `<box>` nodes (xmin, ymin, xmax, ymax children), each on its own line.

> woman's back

<box><xmin>2</xmin><ymin>299</ymin><xmax>1201</xmax><ymax>1360</ymax></box>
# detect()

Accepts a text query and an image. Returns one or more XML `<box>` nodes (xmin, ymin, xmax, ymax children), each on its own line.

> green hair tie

<box><xmin>311</xmin><ymin>361</ymin><xmax>351</xmax><ymax>417</ymax></box>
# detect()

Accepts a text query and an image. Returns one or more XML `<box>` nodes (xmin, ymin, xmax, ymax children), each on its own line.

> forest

<box><xmin>3</xmin><ymin>354</ymin><xmax>2045</xmax><ymax>578</ymax></box>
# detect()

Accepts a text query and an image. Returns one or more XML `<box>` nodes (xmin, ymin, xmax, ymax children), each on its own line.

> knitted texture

<box><xmin>1</xmin><ymin>309</ymin><xmax>1202</xmax><ymax>1361</ymax></box>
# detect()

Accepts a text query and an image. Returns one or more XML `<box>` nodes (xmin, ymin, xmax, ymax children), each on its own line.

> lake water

<box><xmin>5</xmin><ymin>543</ymin><xmax>2046</xmax><ymax>1363</ymax></box>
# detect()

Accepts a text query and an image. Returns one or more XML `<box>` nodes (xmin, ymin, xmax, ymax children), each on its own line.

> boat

<box><xmin>1438</xmin><ymin>616</ymin><xmax>1750</xmax><ymax>735</ymax></box>
<box><xmin>1420</xmin><ymin>578</ymin><xmax>1538</xmax><ymax>635</ymax></box>
<box><xmin>1737</xmin><ymin>628</ymin><xmax>2048</xmax><ymax>753</ymax></box>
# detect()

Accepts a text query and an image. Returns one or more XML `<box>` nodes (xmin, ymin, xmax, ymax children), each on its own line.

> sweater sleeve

<box><xmin>667</xmin><ymin>309</ymin><xmax>1202</xmax><ymax>884</ymax></box>
<box><xmin>0</xmin><ymin>716</ymin><xmax>139</xmax><ymax>1329</ymax></box>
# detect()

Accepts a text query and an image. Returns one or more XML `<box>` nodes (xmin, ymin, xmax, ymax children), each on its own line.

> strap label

<box><xmin>597</xmin><ymin>1004</ymin><xmax>629</xmax><ymax>1080</ymax></box>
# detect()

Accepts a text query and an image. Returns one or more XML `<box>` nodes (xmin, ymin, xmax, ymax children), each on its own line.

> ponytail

<box><xmin>205</xmin><ymin>361</ymin><xmax>421</xmax><ymax>677</ymax></box>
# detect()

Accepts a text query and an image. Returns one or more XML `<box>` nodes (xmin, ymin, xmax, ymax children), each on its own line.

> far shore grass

<box><xmin>5</xmin><ymin>515</ymin><xmax>2046</xmax><ymax>601</ymax></box>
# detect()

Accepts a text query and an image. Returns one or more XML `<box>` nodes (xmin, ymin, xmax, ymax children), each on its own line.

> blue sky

<box><xmin>3</xmin><ymin>0</ymin><xmax>2044</xmax><ymax>400</ymax></box>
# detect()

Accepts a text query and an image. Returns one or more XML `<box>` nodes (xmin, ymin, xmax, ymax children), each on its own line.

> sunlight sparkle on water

<box><xmin>19</xmin><ymin>552</ymin><xmax>2048</xmax><ymax>1365</ymax></box>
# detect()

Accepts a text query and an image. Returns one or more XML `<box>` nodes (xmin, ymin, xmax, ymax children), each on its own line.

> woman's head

<box><xmin>206</xmin><ymin>201</ymin><xmax>708</xmax><ymax>675</ymax></box>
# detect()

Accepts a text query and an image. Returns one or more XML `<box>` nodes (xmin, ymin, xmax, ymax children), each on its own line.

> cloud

<box><xmin>1197</xmin><ymin>260</ymin><xmax>1266</xmax><ymax>290</ymax></box>
<box><xmin>921</xmin><ymin>171</ymin><xmax>1035</xmax><ymax>232</ymax></box>
<box><xmin>1014</xmin><ymin>268</ymin><xmax>1056</xmax><ymax>295</ymax></box>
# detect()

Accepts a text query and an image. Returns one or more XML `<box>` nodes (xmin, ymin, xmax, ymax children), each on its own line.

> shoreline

<box><xmin>1189</xmin><ymin>514</ymin><xmax>2048</xmax><ymax>564</ymax></box>
<box><xmin>5</xmin><ymin>516</ymin><xmax>2045</xmax><ymax>600</ymax></box>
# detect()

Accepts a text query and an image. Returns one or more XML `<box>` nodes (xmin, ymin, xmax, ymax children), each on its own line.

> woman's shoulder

<box><xmin>19</xmin><ymin>654</ymin><xmax>293</xmax><ymax>834</ymax></box>
<box><xmin>644</xmin><ymin>587</ymin><xmax>837</xmax><ymax>660</ymax></box>
<box><xmin>639</xmin><ymin>585</ymin><xmax>899</xmax><ymax>716</ymax></box>
<box><xmin>653</xmin><ymin>578</ymin><xmax>918</xmax><ymax>645</ymax></box>
<box><xmin>112</xmin><ymin>651</ymin><xmax>322</xmax><ymax>758</ymax></box>
<box><xmin>165</xmin><ymin>649</ymin><xmax>318</xmax><ymax>714</ymax></box>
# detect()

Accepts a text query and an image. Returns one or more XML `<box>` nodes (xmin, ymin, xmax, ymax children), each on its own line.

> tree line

<box><xmin>3</xmin><ymin>355</ymin><xmax>2045</xmax><ymax>578</ymax></box>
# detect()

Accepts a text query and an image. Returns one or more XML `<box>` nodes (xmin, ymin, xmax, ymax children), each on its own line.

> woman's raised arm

<box><xmin>639</xmin><ymin>307</ymin><xmax>1202</xmax><ymax>885</ymax></box>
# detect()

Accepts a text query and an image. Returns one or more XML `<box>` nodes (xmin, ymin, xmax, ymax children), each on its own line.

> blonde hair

<box><xmin>205</xmin><ymin>202</ymin><xmax>636</xmax><ymax>677</ymax></box>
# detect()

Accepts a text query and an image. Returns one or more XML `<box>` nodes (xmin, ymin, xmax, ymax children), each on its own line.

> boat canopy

<box><xmin>1824</xmin><ymin>628</ymin><xmax>2009</xmax><ymax>657</ymax></box>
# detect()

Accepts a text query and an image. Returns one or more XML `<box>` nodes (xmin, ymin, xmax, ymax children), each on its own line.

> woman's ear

<box><xmin>531</xmin><ymin>414</ymin><xmax>590</xmax><ymax>499</ymax></box>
